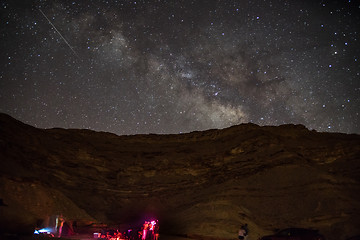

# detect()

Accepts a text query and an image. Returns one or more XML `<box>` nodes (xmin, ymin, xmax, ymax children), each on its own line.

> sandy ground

<box><xmin>63</xmin><ymin>234</ymin><xmax>192</xmax><ymax>240</ymax></box>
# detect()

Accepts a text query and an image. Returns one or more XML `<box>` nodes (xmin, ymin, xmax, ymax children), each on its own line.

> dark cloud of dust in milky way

<box><xmin>1</xmin><ymin>0</ymin><xmax>359</xmax><ymax>135</ymax></box>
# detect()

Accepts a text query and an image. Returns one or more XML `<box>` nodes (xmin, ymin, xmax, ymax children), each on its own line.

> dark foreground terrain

<box><xmin>0</xmin><ymin>113</ymin><xmax>359</xmax><ymax>240</ymax></box>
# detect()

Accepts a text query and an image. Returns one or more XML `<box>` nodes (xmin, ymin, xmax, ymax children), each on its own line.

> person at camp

<box><xmin>56</xmin><ymin>215</ymin><xmax>65</xmax><ymax>237</ymax></box>
<box><xmin>238</xmin><ymin>223</ymin><xmax>249</xmax><ymax>240</ymax></box>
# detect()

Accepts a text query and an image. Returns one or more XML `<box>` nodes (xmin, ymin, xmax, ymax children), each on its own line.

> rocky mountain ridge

<box><xmin>0</xmin><ymin>113</ymin><xmax>359</xmax><ymax>240</ymax></box>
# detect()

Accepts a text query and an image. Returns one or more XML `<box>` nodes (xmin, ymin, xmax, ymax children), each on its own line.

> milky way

<box><xmin>1</xmin><ymin>0</ymin><xmax>359</xmax><ymax>135</ymax></box>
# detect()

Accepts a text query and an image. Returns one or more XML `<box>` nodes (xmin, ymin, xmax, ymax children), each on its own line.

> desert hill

<box><xmin>0</xmin><ymin>113</ymin><xmax>359</xmax><ymax>240</ymax></box>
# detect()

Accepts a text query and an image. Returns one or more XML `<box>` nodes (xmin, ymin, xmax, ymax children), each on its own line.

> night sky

<box><xmin>1</xmin><ymin>0</ymin><xmax>359</xmax><ymax>135</ymax></box>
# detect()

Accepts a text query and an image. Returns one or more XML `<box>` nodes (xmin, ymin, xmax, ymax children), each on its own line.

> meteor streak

<box><xmin>39</xmin><ymin>9</ymin><xmax>80</xmax><ymax>59</ymax></box>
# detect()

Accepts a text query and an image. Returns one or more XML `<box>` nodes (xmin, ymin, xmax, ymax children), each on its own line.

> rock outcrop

<box><xmin>0</xmin><ymin>113</ymin><xmax>359</xmax><ymax>240</ymax></box>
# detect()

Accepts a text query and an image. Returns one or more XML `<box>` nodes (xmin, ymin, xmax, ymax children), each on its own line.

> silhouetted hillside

<box><xmin>0</xmin><ymin>113</ymin><xmax>359</xmax><ymax>240</ymax></box>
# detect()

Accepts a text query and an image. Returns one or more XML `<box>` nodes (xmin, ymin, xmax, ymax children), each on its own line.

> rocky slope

<box><xmin>0</xmin><ymin>113</ymin><xmax>359</xmax><ymax>240</ymax></box>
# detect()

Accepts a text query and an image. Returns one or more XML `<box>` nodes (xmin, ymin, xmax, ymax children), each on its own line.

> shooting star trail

<box><xmin>39</xmin><ymin>9</ymin><xmax>80</xmax><ymax>59</ymax></box>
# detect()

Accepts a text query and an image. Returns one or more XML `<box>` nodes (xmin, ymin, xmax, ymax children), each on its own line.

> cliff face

<box><xmin>0</xmin><ymin>113</ymin><xmax>359</xmax><ymax>240</ymax></box>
